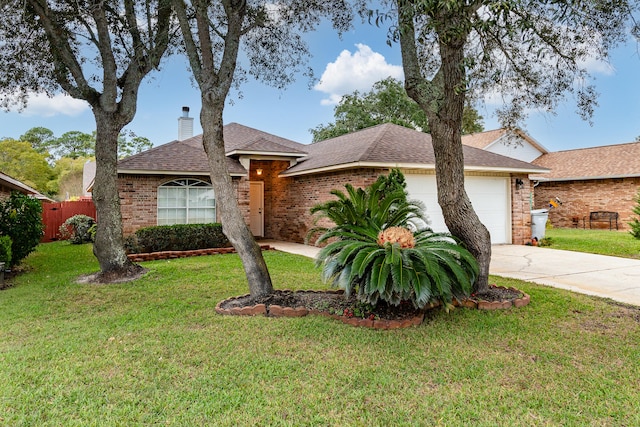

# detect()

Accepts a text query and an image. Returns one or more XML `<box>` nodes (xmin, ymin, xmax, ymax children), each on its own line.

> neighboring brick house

<box><xmin>117</xmin><ymin>121</ymin><xmax>546</xmax><ymax>245</ymax></box>
<box><xmin>531</xmin><ymin>142</ymin><xmax>640</xmax><ymax>230</ymax></box>
<box><xmin>0</xmin><ymin>171</ymin><xmax>50</xmax><ymax>201</ymax></box>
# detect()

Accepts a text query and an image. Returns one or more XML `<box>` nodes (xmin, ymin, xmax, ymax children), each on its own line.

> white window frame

<box><xmin>157</xmin><ymin>179</ymin><xmax>216</xmax><ymax>226</ymax></box>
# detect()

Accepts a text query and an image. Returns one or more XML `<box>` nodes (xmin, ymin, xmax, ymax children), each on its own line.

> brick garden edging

<box><xmin>215</xmin><ymin>287</ymin><xmax>531</xmax><ymax>330</ymax></box>
<box><xmin>214</xmin><ymin>290</ymin><xmax>426</xmax><ymax>330</ymax></box>
<box><xmin>459</xmin><ymin>286</ymin><xmax>532</xmax><ymax>310</ymax></box>
<box><xmin>127</xmin><ymin>245</ymin><xmax>274</xmax><ymax>262</ymax></box>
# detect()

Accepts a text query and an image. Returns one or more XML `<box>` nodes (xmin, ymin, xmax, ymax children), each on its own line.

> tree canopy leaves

<box><xmin>310</xmin><ymin>77</ymin><xmax>484</xmax><ymax>142</ymax></box>
<box><xmin>0</xmin><ymin>139</ymin><xmax>54</xmax><ymax>194</ymax></box>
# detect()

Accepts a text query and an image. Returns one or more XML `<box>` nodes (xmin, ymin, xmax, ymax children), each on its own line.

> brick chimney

<box><xmin>177</xmin><ymin>106</ymin><xmax>194</xmax><ymax>141</ymax></box>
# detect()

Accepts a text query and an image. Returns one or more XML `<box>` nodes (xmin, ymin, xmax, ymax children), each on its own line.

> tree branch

<box><xmin>25</xmin><ymin>0</ymin><xmax>99</xmax><ymax>103</ymax></box>
<box><xmin>172</xmin><ymin>0</ymin><xmax>205</xmax><ymax>84</ymax></box>
<box><xmin>90</xmin><ymin>2</ymin><xmax>119</xmax><ymax>110</ymax></box>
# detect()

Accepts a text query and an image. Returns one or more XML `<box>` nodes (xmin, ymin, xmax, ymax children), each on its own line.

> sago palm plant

<box><xmin>309</xmin><ymin>173</ymin><xmax>478</xmax><ymax>309</ymax></box>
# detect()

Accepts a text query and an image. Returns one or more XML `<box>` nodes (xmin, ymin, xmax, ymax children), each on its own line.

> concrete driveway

<box><xmin>264</xmin><ymin>240</ymin><xmax>640</xmax><ymax>307</ymax></box>
<box><xmin>490</xmin><ymin>245</ymin><xmax>640</xmax><ymax>306</ymax></box>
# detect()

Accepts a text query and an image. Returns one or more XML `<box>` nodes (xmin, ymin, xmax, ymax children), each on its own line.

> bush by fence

<box><xmin>124</xmin><ymin>223</ymin><xmax>230</xmax><ymax>254</ymax></box>
<box><xmin>0</xmin><ymin>192</ymin><xmax>44</xmax><ymax>266</ymax></box>
<box><xmin>59</xmin><ymin>215</ymin><xmax>96</xmax><ymax>244</ymax></box>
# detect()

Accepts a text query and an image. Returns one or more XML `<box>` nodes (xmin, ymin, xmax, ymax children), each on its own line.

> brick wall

<box><xmin>119</xmin><ymin>167</ymin><xmax>535</xmax><ymax>245</ymax></box>
<box><xmin>119</xmin><ymin>174</ymin><xmax>162</xmax><ymax>235</ymax></box>
<box><xmin>119</xmin><ymin>174</ymin><xmax>218</xmax><ymax>235</ymax></box>
<box><xmin>534</xmin><ymin>177</ymin><xmax>640</xmax><ymax>230</ymax></box>
<box><xmin>511</xmin><ymin>174</ymin><xmax>533</xmax><ymax>245</ymax></box>
<box><xmin>269</xmin><ymin>168</ymin><xmax>385</xmax><ymax>243</ymax></box>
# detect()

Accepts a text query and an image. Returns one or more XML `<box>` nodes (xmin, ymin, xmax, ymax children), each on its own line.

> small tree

<box><xmin>0</xmin><ymin>192</ymin><xmax>44</xmax><ymax>267</ymax></box>
<box><xmin>629</xmin><ymin>188</ymin><xmax>640</xmax><ymax>239</ymax></box>
<box><xmin>20</xmin><ymin>127</ymin><xmax>56</xmax><ymax>156</ymax></box>
<box><xmin>310</xmin><ymin>173</ymin><xmax>477</xmax><ymax>309</ymax></box>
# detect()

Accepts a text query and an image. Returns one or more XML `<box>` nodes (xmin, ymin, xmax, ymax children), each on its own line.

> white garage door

<box><xmin>404</xmin><ymin>174</ymin><xmax>511</xmax><ymax>244</ymax></box>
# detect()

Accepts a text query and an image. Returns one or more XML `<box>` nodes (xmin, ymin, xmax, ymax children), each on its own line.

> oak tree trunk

<box><xmin>428</xmin><ymin>41</ymin><xmax>491</xmax><ymax>293</ymax></box>
<box><xmin>429</xmin><ymin>121</ymin><xmax>492</xmax><ymax>293</ymax></box>
<box><xmin>399</xmin><ymin>3</ymin><xmax>491</xmax><ymax>292</ymax></box>
<box><xmin>92</xmin><ymin>111</ymin><xmax>145</xmax><ymax>281</ymax></box>
<box><xmin>200</xmin><ymin>102</ymin><xmax>274</xmax><ymax>298</ymax></box>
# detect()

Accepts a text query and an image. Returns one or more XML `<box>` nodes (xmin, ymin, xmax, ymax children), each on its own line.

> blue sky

<box><xmin>1</xmin><ymin>17</ymin><xmax>639</xmax><ymax>153</ymax></box>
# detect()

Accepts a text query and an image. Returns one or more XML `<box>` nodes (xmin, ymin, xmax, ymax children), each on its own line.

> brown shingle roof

<box><xmin>461</xmin><ymin>128</ymin><xmax>548</xmax><ymax>155</ymax></box>
<box><xmin>227</xmin><ymin>138</ymin><xmax>307</xmax><ymax>155</ymax></box>
<box><xmin>223</xmin><ymin>122</ymin><xmax>307</xmax><ymax>153</ymax></box>
<box><xmin>531</xmin><ymin>141</ymin><xmax>640</xmax><ymax>181</ymax></box>
<box><xmin>119</xmin><ymin>122</ymin><xmax>546</xmax><ymax>178</ymax></box>
<box><xmin>461</xmin><ymin>129</ymin><xmax>507</xmax><ymax>149</ymax></box>
<box><xmin>0</xmin><ymin>171</ymin><xmax>39</xmax><ymax>194</ymax></box>
<box><xmin>283</xmin><ymin>123</ymin><xmax>547</xmax><ymax>176</ymax></box>
<box><xmin>118</xmin><ymin>123</ymin><xmax>308</xmax><ymax>175</ymax></box>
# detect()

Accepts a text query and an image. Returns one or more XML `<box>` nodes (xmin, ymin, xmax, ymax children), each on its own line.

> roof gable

<box><xmin>223</xmin><ymin>123</ymin><xmax>307</xmax><ymax>153</ymax></box>
<box><xmin>461</xmin><ymin>129</ymin><xmax>507</xmax><ymax>149</ymax></box>
<box><xmin>227</xmin><ymin>137</ymin><xmax>307</xmax><ymax>156</ymax></box>
<box><xmin>531</xmin><ymin>141</ymin><xmax>640</xmax><ymax>181</ymax></box>
<box><xmin>118</xmin><ymin>123</ymin><xmax>307</xmax><ymax>176</ymax></box>
<box><xmin>462</xmin><ymin>128</ymin><xmax>548</xmax><ymax>163</ymax></box>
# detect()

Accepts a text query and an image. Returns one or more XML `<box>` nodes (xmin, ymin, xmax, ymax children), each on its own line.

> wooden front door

<box><xmin>249</xmin><ymin>181</ymin><xmax>264</xmax><ymax>236</ymax></box>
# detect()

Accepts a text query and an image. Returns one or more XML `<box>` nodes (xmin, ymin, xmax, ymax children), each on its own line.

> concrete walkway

<box><xmin>490</xmin><ymin>245</ymin><xmax>640</xmax><ymax>306</ymax></box>
<box><xmin>263</xmin><ymin>240</ymin><xmax>640</xmax><ymax>307</ymax></box>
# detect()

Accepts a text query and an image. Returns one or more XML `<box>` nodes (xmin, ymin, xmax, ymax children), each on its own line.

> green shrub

<box><xmin>628</xmin><ymin>188</ymin><xmax>640</xmax><ymax>239</ymax></box>
<box><xmin>58</xmin><ymin>214</ymin><xmax>96</xmax><ymax>244</ymax></box>
<box><xmin>0</xmin><ymin>235</ymin><xmax>12</xmax><ymax>267</ymax></box>
<box><xmin>0</xmin><ymin>192</ymin><xmax>44</xmax><ymax>266</ymax></box>
<box><xmin>123</xmin><ymin>234</ymin><xmax>141</xmax><ymax>254</ymax></box>
<box><xmin>307</xmin><ymin>170</ymin><xmax>426</xmax><ymax>242</ymax></box>
<box><xmin>88</xmin><ymin>223</ymin><xmax>97</xmax><ymax>242</ymax></box>
<box><xmin>128</xmin><ymin>223</ymin><xmax>229</xmax><ymax>253</ymax></box>
<box><xmin>310</xmin><ymin>172</ymin><xmax>478</xmax><ymax>309</ymax></box>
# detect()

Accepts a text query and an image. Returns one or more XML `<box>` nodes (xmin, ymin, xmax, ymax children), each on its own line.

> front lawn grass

<box><xmin>1</xmin><ymin>242</ymin><xmax>639</xmax><ymax>426</ymax></box>
<box><xmin>544</xmin><ymin>227</ymin><xmax>640</xmax><ymax>259</ymax></box>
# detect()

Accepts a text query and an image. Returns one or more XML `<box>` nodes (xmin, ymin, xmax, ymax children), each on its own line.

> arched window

<box><xmin>157</xmin><ymin>179</ymin><xmax>216</xmax><ymax>225</ymax></box>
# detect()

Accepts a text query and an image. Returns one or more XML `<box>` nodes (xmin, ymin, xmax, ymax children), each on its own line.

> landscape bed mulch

<box><xmin>216</xmin><ymin>286</ymin><xmax>530</xmax><ymax>330</ymax></box>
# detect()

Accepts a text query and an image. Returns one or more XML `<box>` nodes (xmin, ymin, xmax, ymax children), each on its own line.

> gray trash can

<box><xmin>531</xmin><ymin>209</ymin><xmax>549</xmax><ymax>241</ymax></box>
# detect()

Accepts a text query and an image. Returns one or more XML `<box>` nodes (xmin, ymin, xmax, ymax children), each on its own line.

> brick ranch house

<box><xmin>116</xmin><ymin>120</ymin><xmax>547</xmax><ymax>245</ymax></box>
<box><xmin>531</xmin><ymin>142</ymin><xmax>640</xmax><ymax>230</ymax></box>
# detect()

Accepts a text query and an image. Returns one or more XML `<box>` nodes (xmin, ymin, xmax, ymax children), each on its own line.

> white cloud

<box><xmin>19</xmin><ymin>92</ymin><xmax>89</xmax><ymax>117</ymax></box>
<box><xmin>579</xmin><ymin>56</ymin><xmax>615</xmax><ymax>76</ymax></box>
<box><xmin>314</xmin><ymin>44</ymin><xmax>403</xmax><ymax>105</ymax></box>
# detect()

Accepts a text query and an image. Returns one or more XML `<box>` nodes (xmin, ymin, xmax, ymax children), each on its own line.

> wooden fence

<box><xmin>41</xmin><ymin>200</ymin><xmax>97</xmax><ymax>242</ymax></box>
